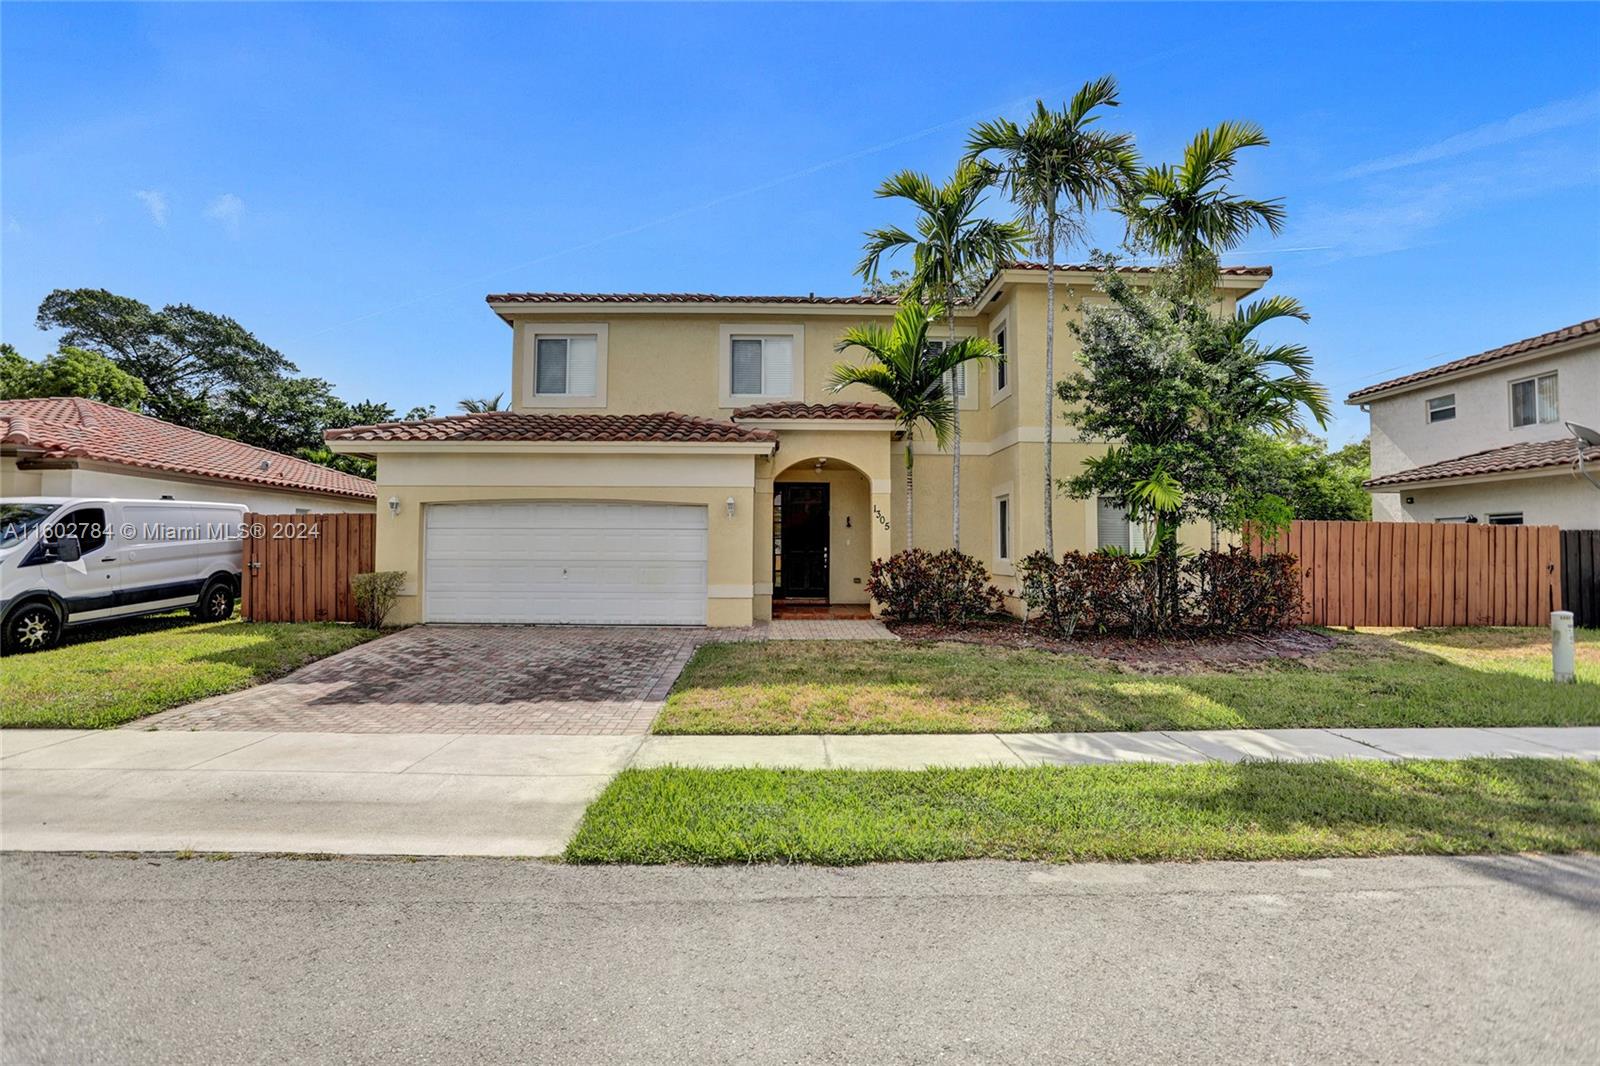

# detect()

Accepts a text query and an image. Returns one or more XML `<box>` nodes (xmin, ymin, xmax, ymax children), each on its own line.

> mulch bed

<box><xmin>886</xmin><ymin>619</ymin><xmax>1339</xmax><ymax>672</ymax></box>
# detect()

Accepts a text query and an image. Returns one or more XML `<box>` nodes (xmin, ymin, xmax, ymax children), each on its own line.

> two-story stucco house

<box><xmin>1348</xmin><ymin>317</ymin><xmax>1600</xmax><ymax>530</ymax></box>
<box><xmin>325</xmin><ymin>263</ymin><xmax>1272</xmax><ymax>627</ymax></box>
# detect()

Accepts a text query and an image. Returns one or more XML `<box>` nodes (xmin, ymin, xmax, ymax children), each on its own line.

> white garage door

<box><xmin>424</xmin><ymin>502</ymin><xmax>708</xmax><ymax>625</ymax></box>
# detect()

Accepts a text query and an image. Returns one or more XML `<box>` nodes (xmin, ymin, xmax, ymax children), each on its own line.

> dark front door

<box><xmin>775</xmin><ymin>483</ymin><xmax>829</xmax><ymax>599</ymax></box>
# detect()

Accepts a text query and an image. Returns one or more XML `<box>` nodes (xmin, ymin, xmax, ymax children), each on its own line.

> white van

<box><xmin>0</xmin><ymin>497</ymin><xmax>247</xmax><ymax>653</ymax></box>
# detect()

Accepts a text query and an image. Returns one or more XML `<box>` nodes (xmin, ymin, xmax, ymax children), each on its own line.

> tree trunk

<box><xmin>904</xmin><ymin>439</ymin><xmax>915</xmax><ymax>551</ymax></box>
<box><xmin>1043</xmin><ymin>216</ymin><xmax>1057</xmax><ymax>560</ymax></box>
<box><xmin>948</xmin><ymin>299</ymin><xmax>961</xmax><ymax>553</ymax></box>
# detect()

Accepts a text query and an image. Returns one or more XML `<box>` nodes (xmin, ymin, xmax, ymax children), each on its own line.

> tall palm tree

<box><xmin>829</xmin><ymin>301</ymin><xmax>999</xmax><ymax>550</ymax></box>
<box><xmin>966</xmin><ymin>76</ymin><xmax>1138</xmax><ymax>560</ymax></box>
<box><xmin>856</xmin><ymin>160</ymin><xmax>1029</xmax><ymax>551</ymax></box>
<box><xmin>457</xmin><ymin>393</ymin><xmax>505</xmax><ymax>413</ymax></box>
<box><xmin>1120</xmin><ymin>121</ymin><xmax>1286</xmax><ymax>297</ymax></box>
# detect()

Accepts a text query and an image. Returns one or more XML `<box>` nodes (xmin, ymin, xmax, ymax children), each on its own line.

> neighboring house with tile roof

<box><xmin>327</xmin><ymin>263</ymin><xmax>1272</xmax><ymax>627</ymax></box>
<box><xmin>2</xmin><ymin>397</ymin><xmax>376</xmax><ymax>513</ymax></box>
<box><xmin>1346</xmin><ymin>317</ymin><xmax>1600</xmax><ymax>528</ymax></box>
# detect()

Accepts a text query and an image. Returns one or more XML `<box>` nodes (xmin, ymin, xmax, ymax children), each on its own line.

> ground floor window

<box><xmin>995</xmin><ymin>495</ymin><xmax>1010</xmax><ymax>561</ymax></box>
<box><xmin>1487</xmin><ymin>512</ymin><xmax>1524</xmax><ymax>526</ymax></box>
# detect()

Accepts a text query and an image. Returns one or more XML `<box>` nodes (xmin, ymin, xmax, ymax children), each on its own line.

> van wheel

<box><xmin>192</xmin><ymin>580</ymin><xmax>235</xmax><ymax>622</ymax></box>
<box><xmin>3</xmin><ymin>603</ymin><xmax>63</xmax><ymax>654</ymax></box>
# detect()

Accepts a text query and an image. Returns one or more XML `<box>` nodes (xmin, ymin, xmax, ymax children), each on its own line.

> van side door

<box><xmin>36</xmin><ymin>505</ymin><xmax>121</xmax><ymax>619</ymax></box>
<box><xmin>116</xmin><ymin>503</ymin><xmax>208</xmax><ymax>613</ymax></box>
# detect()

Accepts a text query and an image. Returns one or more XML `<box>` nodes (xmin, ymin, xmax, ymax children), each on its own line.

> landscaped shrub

<box><xmin>867</xmin><ymin>549</ymin><xmax>1005</xmax><ymax>624</ymax></box>
<box><xmin>1186</xmin><ymin>548</ymin><xmax>1302</xmax><ymax>633</ymax></box>
<box><xmin>1020</xmin><ymin>547</ymin><xmax>1300</xmax><ymax>636</ymax></box>
<box><xmin>351</xmin><ymin>570</ymin><xmax>407</xmax><ymax>628</ymax></box>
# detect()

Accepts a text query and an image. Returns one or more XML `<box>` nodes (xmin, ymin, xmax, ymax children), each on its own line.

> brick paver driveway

<box><xmin>138</xmin><ymin>626</ymin><xmax>706</xmax><ymax>735</ymax></box>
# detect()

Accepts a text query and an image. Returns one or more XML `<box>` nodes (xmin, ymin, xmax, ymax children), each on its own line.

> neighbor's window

<box><xmin>1487</xmin><ymin>512</ymin><xmax>1524</xmax><ymax>526</ymax></box>
<box><xmin>730</xmin><ymin>335</ymin><xmax>794</xmax><ymax>396</ymax></box>
<box><xmin>1426</xmin><ymin>394</ymin><xmax>1456</xmax><ymax>423</ymax></box>
<box><xmin>534</xmin><ymin>335</ymin><xmax>599</xmax><ymax>397</ymax></box>
<box><xmin>996</xmin><ymin>495</ymin><xmax>1011</xmax><ymax>561</ymax></box>
<box><xmin>1510</xmin><ymin>372</ymin><xmax>1558</xmax><ymax>427</ymax></box>
<box><xmin>993</xmin><ymin>325</ymin><xmax>1008</xmax><ymax>393</ymax></box>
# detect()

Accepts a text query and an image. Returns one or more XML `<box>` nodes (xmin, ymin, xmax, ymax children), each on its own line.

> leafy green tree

<box><xmin>829</xmin><ymin>301</ymin><xmax>999</xmax><ymax>549</ymax></box>
<box><xmin>1119</xmin><ymin>122</ymin><xmax>1285</xmax><ymax>299</ymax></box>
<box><xmin>0</xmin><ymin>344</ymin><xmax>148</xmax><ymax>408</ymax></box>
<box><xmin>1233</xmin><ymin>431</ymin><xmax>1371</xmax><ymax>522</ymax></box>
<box><xmin>36</xmin><ymin>289</ymin><xmax>293</xmax><ymax>431</ymax></box>
<box><xmin>1058</xmin><ymin>269</ymin><xmax>1329</xmax><ymax>629</ymax></box>
<box><xmin>856</xmin><ymin>160</ymin><xmax>1029</xmax><ymax>550</ymax></box>
<box><xmin>404</xmin><ymin>404</ymin><xmax>437</xmax><ymax>421</ymax></box>
<box><xmin>966</xmin><ymin>77</ymin><xmax>1138</xmax><ymax>558</ymax></box>
<box><xmin>458</xmin><ymin>393</ymin><xmax>506</xmax><ymax>413</ymax></box>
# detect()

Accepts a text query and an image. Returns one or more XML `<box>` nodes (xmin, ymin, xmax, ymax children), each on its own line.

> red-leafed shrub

<box><xmin>867</xmin><ymin>549</ymin><xmax>1005</xmax><ymax>624</ymax></box>
<box><xmin>1186</xmin><ymin>548</ymin><xmax>1303</xmax><ymax>633</ymax></box>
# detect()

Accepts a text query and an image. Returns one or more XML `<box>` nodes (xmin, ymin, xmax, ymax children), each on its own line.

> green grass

<box><xmin>0</xmin><ymin>612</ymin><xmax>379</xmax><ymax>729</ymax></box>
<box><xmin>564</xmin><ymin>758</ymin><xmax>1600</xmax><ymax>865</ymax></box>
<box><xmin>654</xmin><ymin>627</ymin><xmax>1600</xmax><ymax>734</ymax></box>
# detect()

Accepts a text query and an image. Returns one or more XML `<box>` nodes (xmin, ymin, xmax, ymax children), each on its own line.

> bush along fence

<box><xmin>1248</xmin><ymin>520</ymin><xmax>1562</xmax><ymax>628</ymax></box>
<box><xmin>240</xmin><ymin>512</ymin><xmax>375</xmax><ymax>623</ymax></box>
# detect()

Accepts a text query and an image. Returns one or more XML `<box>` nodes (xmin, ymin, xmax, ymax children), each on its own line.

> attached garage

<box><xmin>424</xmin><ymin>501</ymin><xmax>708</xmax><ymax>625</ymax></box>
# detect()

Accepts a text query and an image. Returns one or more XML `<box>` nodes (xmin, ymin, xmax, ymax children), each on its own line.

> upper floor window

<box><xmin>535</xmin><ymin>335</ymin><xmax>599</xmax><ymax>397</ymax></box>
<box><xmin>993</xmin><ymin>325</ymin><xmax>1008</xmax><ymax>393</ymax></box>
<box><xmin>1426</xmin><ymin>394</ymin><xmax>1455</xmax><ymax>423</ymax></box>
<box><xmin>1510</xmin><ymin>372</ymin><xmax>1558</xmax><ymax>427</ymax></box>
<box><xmin>730</xmin><ymin>335</ymin><xmax>794</xmax><ymax>397</ymax></box>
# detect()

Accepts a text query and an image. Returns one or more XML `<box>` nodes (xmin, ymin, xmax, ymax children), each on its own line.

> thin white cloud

<box><xmin>1296</xmin><ymin>142</ymin><xmax>1600</xmax><ymax>258</ymax></box>
<box><xmin>134</xmin><ymin>189</ymin><xmax>168</xmax><ymax>227</ymax></box>
<box><xmin>204</xmin><ymin>193</ymin><xmax>245</xmax><ymax>237</ymax></box>
<box><xmin>1340</xmin><ymin>89</ymin><xmax>1600</xmax><ymax>180</ymax></box>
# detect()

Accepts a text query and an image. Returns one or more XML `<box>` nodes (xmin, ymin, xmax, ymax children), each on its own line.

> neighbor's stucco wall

<box><xmin>1</xmin><ymin>458</ymin><xmax>374</xmax><ymax>514</ymax></box>
<box><xmin>368</xmin><ymin>448</ymin><xmax>761</xmax><ymax>626</ymax></box>
<box><xmin>1394</xmin><ymin>473</ymin><xmax>1600</xmax><ymax>528</ymax></box>
<box><xmin>1366</xmin><ymin>342</ymin><xmax>1600</xmax><ymax>481</ymax></box>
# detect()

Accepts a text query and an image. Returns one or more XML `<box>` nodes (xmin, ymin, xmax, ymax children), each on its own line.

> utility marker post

<box><xmin>1552</xmin><ymin>610</ymin><xmax>1576</xmax><ymax>684</ymax></box>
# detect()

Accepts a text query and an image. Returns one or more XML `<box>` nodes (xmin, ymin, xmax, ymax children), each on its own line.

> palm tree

<box><xmin>856</xmin><ymin>160</ymin><xmax>1029</xmax><ymax>552</ymax></box>
<box><xmin>1216</xmin><ymin>294</ymin><xmax>1331</xmax><ymax>432</ymax></box>
<box><xmin>457</xmin><ymin>393</ymin><xmax>505</xmax><ymax>413</ymax></box>
<box><xmin>966</xmin><ymin>77</ymin><xmax>1138</xmax><ymax>560</ymax></box>
<box><xmin>1120</xmin><ymin>121</ymin><xmax>1286</xmax><ymax>297</ymax></box>
<box><xmin>829</xmin><ymin>301</ymin><xmax>999</xmax><ymax>550</ymax></box>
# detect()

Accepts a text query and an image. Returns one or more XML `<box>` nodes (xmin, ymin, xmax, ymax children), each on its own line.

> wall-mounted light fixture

<box><xmin>388</xmin><ymin>495</ymin><xmax>402</xmax><ymax>517</ymax></box>
<box><xmin>725</xmin><ymin>496</ymin><xmax>736</xmax><ymax>518</ymax></box>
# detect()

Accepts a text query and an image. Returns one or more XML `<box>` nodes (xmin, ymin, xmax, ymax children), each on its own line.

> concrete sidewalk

<box><xmin>3</xmin><ymin>726</ymin><xmax>1596</xmax><ymax>858</ymax></box>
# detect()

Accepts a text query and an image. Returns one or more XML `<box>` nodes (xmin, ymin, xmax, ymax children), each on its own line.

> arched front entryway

<box><xmin>770</xmin><ymin>456</ymin><xmax>877</xmax><ymax>613</ymax></box>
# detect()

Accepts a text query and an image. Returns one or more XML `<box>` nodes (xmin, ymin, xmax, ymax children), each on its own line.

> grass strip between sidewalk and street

<box><xmin>1</xmin><ymin>613</ymin><xmax>379</xmax><ymax>729</ymax></box>
<box><xmin>564</xmin><ymin>757</ymin><xmax>1600</xmax><ymax>865</ymax></box>
<box><xmin>654</xmin><ymin>628</ymin><xmax>1600</xmax><ymax>735</ymax></box>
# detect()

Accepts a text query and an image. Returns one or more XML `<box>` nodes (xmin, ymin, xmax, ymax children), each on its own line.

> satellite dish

<box><xmin>1568</xmin><ymin>422</ymin><xmax>1600</xmax><ymax>448</ymax></box>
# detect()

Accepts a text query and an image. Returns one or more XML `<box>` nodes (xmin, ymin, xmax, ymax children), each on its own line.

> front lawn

<box><xmin>654</xmin><ymin>627</ymin><xmax>1600</xmax><ymax>735</ymax></box>
<box><xmin>564</xmin><ymin>758</ymin><xmax>1600</xmax><ymax>865</ymax></box>
<box><xmin>0</xmin><ymin>613</ymin><xmax>379</xmax><ymax>729</ymax></box>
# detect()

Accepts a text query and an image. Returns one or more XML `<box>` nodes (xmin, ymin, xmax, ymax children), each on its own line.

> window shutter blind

<box><xmin>536</xmin><ymin>338</ymin><xmax>568</xmax><ymax>394</ymax></box>
<box><xmin>1538</xmin><ymin>375</ymin><xmax>1559</xmax><ymax>421</ymax></box>
<box><xmin>731</xmin><ymin>338</ymin><xmax>764</xmax><ymax>395</ymax></box>
<box><xmin>566</xmin><ymin>335</ymin><xmax>598</xmax><ymax>396</ymax></box>
<box><xmin>1096</xmin><ymin>498</ymin><xmax>1131</xmax><ymax>551</ymax></box>
<box><xmin>762</xmin><ymin>336</ymin><xmax>792</xmax><ymax>396</ymax></box>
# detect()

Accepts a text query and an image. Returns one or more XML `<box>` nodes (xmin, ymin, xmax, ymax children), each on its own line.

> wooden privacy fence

<box><xmin>1563</xmin><ymin>530</ymin><xmax>1600</xmax><ymax>628</ymax></box>
<box><xmin>240</xmin><ymin>513</ymin><xmax>375</xmax><ymax>623</ymax></box>
<box><xmin>1249</xmin><ymin>520</ymin><xmax>1562</xmax><ymax>628</ymax></box>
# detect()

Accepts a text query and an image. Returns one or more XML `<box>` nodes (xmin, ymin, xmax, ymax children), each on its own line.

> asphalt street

<box><xmin>3</xmin><ymin>852</ymin><xmax>1596</xmax><ymax>1064</ymax></box>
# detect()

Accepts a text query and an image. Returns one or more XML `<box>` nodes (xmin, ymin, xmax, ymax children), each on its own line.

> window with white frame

<box><xmin>533</xmin><ymin>335</ymin><xmax>599</xmax><ymax>397</ymax></box>
<box><xmin>729</xmin><ymin>335</ymin><xmax>794</xmax><ymax>397</ymax></box>
<box><xmin>1510</xmin><ymin>372</ymin><xmax>1558</xmax><ymax>427</ymax></box>
<box><xmin>1096</xmin><ymin>497</ymin><xmax>1146</xmax><ymax>553</ymax></box>
<box><xmin>1426</xmin><ymin>394</ymin><xmax>1455</xmax><ymax>423</ymax></box>
<box><xmin>925</xmin><ymin>340</ymin><xmax>968</xmax><ymax>400</ymax></box>
<box><xmin>993</xmin><ymin>324</ymin><xmax>1008</xmax><ymax>394</ymax></box>
<box><xmin>1487</xmin><ymin>512</ymin><xmax>1524</xmax><ymax>526</ymax></box>
<box><xmin>995</xmin><ymin>495</ymin><xmax>1011</xmax><ymax>561</ymax></box>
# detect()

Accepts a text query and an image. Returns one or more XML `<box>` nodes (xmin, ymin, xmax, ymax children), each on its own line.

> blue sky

<box><xmin>4</xmin><ymin>2</ymin><xmax>1598</xmax><ymax>446</ymax></box>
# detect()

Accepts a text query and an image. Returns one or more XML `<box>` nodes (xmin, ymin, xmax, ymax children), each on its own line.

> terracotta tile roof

<box><xmin>1348</xmin><ymin>317</ymin><xmax>1600</xmax><ymax>402</ymax></box>
<box><xmin>732</xmin><ymin>401</ymin><xmax>898</xmax><ymax>421</ymax></box>
<box><xmin>324</xmin><ymin>410</ymin><xmax>777</xmax><ymax>445</ymax></box>
<box><xmin>1365</xmin><ymin>438</ymin><xmax>1600</xmax><ymax>488</ymax></box>
<box><xmin>0</xmin><ymin>397</ymin><xmax>376</xmax><ymax>501</ymax></box>
<box><xmin>484</xmin><ymin>264</ymin><xmax>1272</xmax><ymax>308</ymax></box>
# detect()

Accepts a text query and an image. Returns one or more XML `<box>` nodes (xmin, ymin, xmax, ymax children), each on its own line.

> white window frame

<box><xmin>1096</xmin><ymin>496</ymin><xmax>1148</xmax><ymax>554</ymax></box>
<box><xmin>1509</xmin><ymin>371</ymin><xmax>1558</xmax><ymax>428</ymax></box>
<box><xmin>989</xmin><ymin>306</ymin><xmax>1013</xmax><ymax>406</ymax></box>
<box><xmin>520</xmin><ymin>322</ymin><xmax>608</xmax><ymax>408</ymax></box>
<box><xmin>927</xmin><ymin>335</ymin><xmax>980</xmax><ymax>412</ymax></box>
<box><xmin>992</xmin><ymin>483</ymin><xmax>1014</xmax><ymax>574</ymax></box>
<box><xmin>1425</xmin><ymin>393</ymin><xmax>1455</xmax><ymax>424</ymax></box>
<box><xmin>718</xmin><ymin>323</ymin><xmax>804</xmax><ymax>408</ymax></box>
